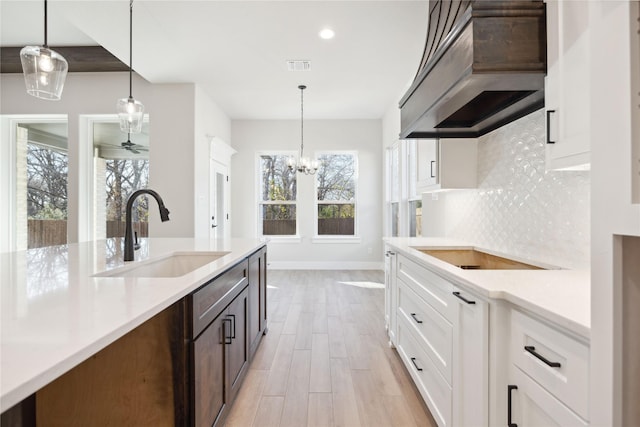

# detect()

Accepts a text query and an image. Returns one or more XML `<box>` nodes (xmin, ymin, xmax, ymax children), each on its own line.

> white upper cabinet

<box><xmin>416</xmin><ymin>138</ymin><xmax>477</xmax><ymax>193</ymax></box>
<box><xmin>544</xmin><ymin>0</ymin><xmax>591</xmax><ymax>170</ymax></box>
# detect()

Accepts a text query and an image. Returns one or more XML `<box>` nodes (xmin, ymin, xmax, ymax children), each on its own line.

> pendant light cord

<box><xmin>43</xmin><ymin>0</ymin><xmax>48</xmax><ymax>47</ymax></box>
<box><xmin>299</xmin><ymin>85</ymin><xmax>305</xmax><ymax>158</ymax></box>
<box><xmin>129</xmin><ymin>0</ymin><xmax>133</xmax><ymax>98</ymax></box>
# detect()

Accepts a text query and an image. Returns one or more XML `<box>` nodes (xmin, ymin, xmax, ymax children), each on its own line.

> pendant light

<box><xmin>117</xmin><ymin>0</ymin><xmax>144</xmax><ymax>134</ymax></box>
<box><xmin>20</xmin><ymin>0</ymin><xmax>68</xmax><ymax>101</ymax></box>
<box><xmin>287</xmin><ymin>85</ymin><xmax>319</xmax><ymax>175</ymax></box>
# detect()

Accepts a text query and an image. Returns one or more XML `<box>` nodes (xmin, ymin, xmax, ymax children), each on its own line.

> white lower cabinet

<box><xmin>392</xmin><ymin>254</ymin><xmax>487</xmax><ymax>427</ymax></box>
<box><xmin>387</xmin><ymin>250</ymin><xmax>590</xmax><ymax>427</ymax></box>
<box><xmin>451</xmin><ymin>286</ymin><xmax>488</xmax><ymax>427</ymax></box>
<box><xmin>508</xmin><ymin>367</ymin><xmax>588</xmax><ymax>427</ymax></box>
<box><xmin>506</xmin><ymin>309</ymin><xmax>589</xmax><ymax>426</ymax></box>
<box><xmin>384</xmin><ymin>247</ymin><xmax>398</xmax><ymax>345</ymax></box>
<box><xmin>397</xmin><ymin>314</ymin><xmax>452</xmax><ymax>427</ymax></box>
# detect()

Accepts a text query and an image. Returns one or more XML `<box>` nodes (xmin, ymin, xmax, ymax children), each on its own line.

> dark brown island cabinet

<box><xmin>1</xmin><ymin>245</ymin><xmax>268</xmax><ymax>427</ymax></box>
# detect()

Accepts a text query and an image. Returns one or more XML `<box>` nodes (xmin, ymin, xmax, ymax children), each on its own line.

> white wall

<box><xmin>1</xmin><ymin>72</ymin><xmax>230</xmax><ymax>244</ymax></box>
<box><xmin>193</xmin><ymin>86</ymin><xmax>232</xmax><ymax>238</ymax></box>
<box><xmin>231</xmin><ymin>119</ymin><xmax>383</xmax><ymax>269</ymax></box>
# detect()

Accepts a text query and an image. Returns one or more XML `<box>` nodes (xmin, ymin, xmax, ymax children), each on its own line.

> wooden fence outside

<box><xmin>28</xmin><ymin>220</ymin><xmax>67</xmax><ymax>249</ymax></box>
<box><xmin>27</xmin><ymin>220</ymin><xmax>149</xmax><ymax>249</ymax></box>
<box><xmin>263</xmin><ymin>218</ymin><xmax>354</xmax><ymax>236</ymax></box>
<box><xmin>106</xmin><ymin>221</ymin><xmax>148</xmax><ymax>238</ymax></box>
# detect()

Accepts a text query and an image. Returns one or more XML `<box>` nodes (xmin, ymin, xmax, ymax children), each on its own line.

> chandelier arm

<box><xmin>300</xmin><ymin>85</ymin><xmax>304</xmax><ymax>158</ymax></box>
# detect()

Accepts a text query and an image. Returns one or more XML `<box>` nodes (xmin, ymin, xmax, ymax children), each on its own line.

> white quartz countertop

<box><xmin>0</xmin><ymin>238</ymin><xmax>265</xmax><ymax>413</ymax></box>
<box><xmin>384</xmin><ymin>237</ymin><xmax>590</xmax><ymax>340</ymax></box>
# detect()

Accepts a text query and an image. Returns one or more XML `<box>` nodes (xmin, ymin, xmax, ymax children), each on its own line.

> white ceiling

<box><xmin>0</xmin><ymin>0</ymin><xmax>428</xmax><ymax>120</ymax></box>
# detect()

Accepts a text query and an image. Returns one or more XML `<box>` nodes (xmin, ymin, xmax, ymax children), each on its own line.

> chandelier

<box><xmin>287</xmin><ymin>85</ymin><xmax>319</xmax><ymax>175</ymax></box>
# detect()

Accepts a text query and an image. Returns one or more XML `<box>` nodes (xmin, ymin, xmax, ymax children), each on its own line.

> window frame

<box><xmin>256</xmin><ymin>150</ymin><xmax>300</xmax><ymax>240</ymax></box>
<box><xmin>312</xmin><ymin>150</ymin><xmax>359</xmax><ymax>242</ymax></box>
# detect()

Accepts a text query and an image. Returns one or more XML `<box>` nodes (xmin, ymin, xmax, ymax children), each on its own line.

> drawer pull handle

<box><xmin>410</xmin><ymin>357</ymin><xmax>423</xmax><ymax>372</ymax></box>
<box><xmin>222</xmin><ymin>318</ymin><xmax>233</xmax><ymax>345</ymax></box>
<box><xmin>507</xmin><ymin>385</ymin><xmax>518</xmax><ymax>427</ymax></box>
<box><xmin>524</xmin><ymin>346</ymin><xmax>561</xmax><ymax>368</ymax></box>
<box><xmin>430</xmin><ymin>160</ymin><xmax>436</xmax><ymax>178</ymax></box>
<box><xmin>410</xmin><ymin>313</ymin><xmax>423</xmax><ymax>324</ymax></box>
<box><xmin>228</xmin><ymin>314</ymin><xmax>236</xmax><ymax>339</ymax></box>
<box><xmin>453</xmin><ymin>291</ymin><xmax>476</xmax><ymax>305</ymax></box>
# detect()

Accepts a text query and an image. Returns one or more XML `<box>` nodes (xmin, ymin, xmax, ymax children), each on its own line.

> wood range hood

<box><xmin>399</xmin><ymin>1</ymin><xmax>547</xmax><ymax>139</ymax></box>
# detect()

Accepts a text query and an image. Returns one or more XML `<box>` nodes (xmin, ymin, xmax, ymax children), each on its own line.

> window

<box><xmin>316</xmin><ymin>152</ymin><xmax>357</xmax><ymax>236</ymax></box>
<box><xmin>20</xmin><ymin>123</ymin><xmax>69</xmax><ymax>249</ymax></box>
<box><xmin>387</xmin><ymin>144</ymin><xmax>400</xmax><ymax>237</ymax></box>
<box><xmin>407</xmin><ymin>140</ymin><xmax>422</xmax><ymax>237</ymax></box>
<box><xmin>258</xmin><ymin>153</ymin><xmax>297</xmax><ymax>236</ymax></box>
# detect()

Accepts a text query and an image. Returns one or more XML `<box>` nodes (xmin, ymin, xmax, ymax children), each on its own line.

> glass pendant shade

<box><xmin>20</xmin><ymin>46</ymin><xmax>68</xmax><ymax>101</ymax></box>
<box><xmin>117</xmin><ymin>96</ymin><xmax>145</xmax><ymax>133</ymax></box>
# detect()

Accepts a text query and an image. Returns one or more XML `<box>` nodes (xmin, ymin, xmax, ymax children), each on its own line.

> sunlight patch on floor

<box><xmin>338</xmin><ymin>281</ymin><xmax>385</xmax><ymax>289</ymax></box>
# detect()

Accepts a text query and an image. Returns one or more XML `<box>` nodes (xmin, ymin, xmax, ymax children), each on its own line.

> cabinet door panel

<box><xmin>510</xmin><ymin>367</ymin><xmax>587</xmax><ymax>427</ymax></box>
<box><xmin>192</xmin><ymin>315</ymin><xmax>226</xmax><ymax>427</ymax></box>
<box><xmin>248</xmin><ymin>253</ymin><xmax>260</xmax><ymax>353</ymax></box>
<box><xmin>227</xmin><ymin>288</ymin><xmax>248</xmax><ymax>403</ymax></box>
<box><xmin>452</xmin><ymin>287</ymin><xmax>488</xmax><ymax>427</ymax></box>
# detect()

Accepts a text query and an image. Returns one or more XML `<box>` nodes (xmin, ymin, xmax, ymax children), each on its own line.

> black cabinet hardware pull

<box><xmin>228</xmin><ymin>314</ymin><xmax>236</xmax><ymax>339</ymax></box>
<box><xmin>430</xmin><ymin>160</ymin><xmax>436</xmax><ymax>178</ymax></box>
<box><xmin>524</xmin><ymin>346</ymin><xmax>561</xmax><ymax>368</ymax></box>
<box><xmin>222</xmin><ymin>318</ymin><xmax>232</xmax><ymax>344</ymax></box>
<box><xmin>410</xmin><ymin>357</ymin><xmax>423</xmax><ymax>371</ymax></box>
<box><xmin>507</xmin><ymin>385</ymin><xmax>518</xmax><ymax>427</ymax></box>
<box><xmin>385</xmin><ymin>251</ymin><xmax>396</xmax><ymax>257</ymax></box>
<box><xmin>453</xmin><ymin>291</ymin><xmax>476</xmax><ymax>304</ymax></box>
<box><xmin>546</xmin><ymin>110</ymin><xmax>556</xmax><ymax>144</ymax></box>
<box><xmin>410</xmin><ymin>313</ymin><xmax>423</xmax><ymax>324</ymax></box>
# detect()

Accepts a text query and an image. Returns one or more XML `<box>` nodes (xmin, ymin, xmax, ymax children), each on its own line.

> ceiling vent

<box><xmin>286</xmin><ymin>60</ymin><xmax>311</xmax><ymax>72</ymax></box>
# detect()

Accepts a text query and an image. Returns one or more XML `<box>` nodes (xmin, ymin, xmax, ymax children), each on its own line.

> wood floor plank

<box><xmin>327</xmin><ymin>316</ymin><xmax>348</xmax><ymax>358</ymax></box>
<box><xmin>350</xmin><ymin>369</ymin><xmax>394</xmax><ymax>427</ymax></box>
<box><xmin>294</xmin><ymin>311</ymin><xmax>315</xmax><ymax>350</ymax></box>
<box><xmin>282</xmin><ymin>303</ymin><xmax>303</xmax><ymax>335</ymax></box>
<box><xmin>263</xmin><ymin>334</ymin><xmax>296</xmax><ymax>396</ymax></box>
<box><xmin>251</xmin><ymin>321</ymin><xmax>284</xmax><ymax>371</ymax></box>
<box><xmin>280</xmin><ymin>349</ymin><xmax>311</xmax><ymax>427</ymax></box>
<box><xmin>330</xmin><ymin>358</ymin><xmax>361</xmax><ymax>427</ymax></box>
<box><xmin>252</xmin><ymin>396</ymin><xmax>284</xmax><ymax>427</ymax></box>
<box><xmin>382</xmin><ymin>395</ymin><xmax>419</xmax><ymax>427</ymax></box>
<box><xmin>309</xmin><ymin>334</ymin><xmax>331</xmax><ymax>393</ymax></box>
<box><xmin>225</xmin><ymin>369</ymin><xmax>269</xmax><ymax>427</ymax></box>
<box><xmin>307</xmin><ymin>393</ymin><xmax>334</xmax><ymax>427</ymax></box>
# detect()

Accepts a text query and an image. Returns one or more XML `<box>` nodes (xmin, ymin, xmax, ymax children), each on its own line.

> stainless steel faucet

<box><xmin>124</xmin><ymin>189</ymin><xmax>170</xmax><ymax>261</ymax></box>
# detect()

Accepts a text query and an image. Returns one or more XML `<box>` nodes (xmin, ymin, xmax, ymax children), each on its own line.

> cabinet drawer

<box><xmin>510</xmin><ymin>309</ymin><xmax>589</xmax><ymax>420</ymax></box>
<box><xmin>190</xmin><ymin>260</ymin><xmax>248</xmax><ymax>339</ymax></box>
<box><xmin>398</xmin><ymin>278</ymin><xmax>453</xmax><ymax>384</ymax></box>
<box><xmin>397</xmin><ymin>254</ymin><xmax>455</xmax><ymax>322</ymax></box>
<box><xmin>397</xmin><ymin>315</ymin><xmax>452</xmax><ymax>427</ymax></box>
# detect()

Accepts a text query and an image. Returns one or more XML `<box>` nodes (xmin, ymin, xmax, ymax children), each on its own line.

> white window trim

<box><xmin>313</xmin><ymin>150</ymin><xmax>359</xmax><ymax>240</ymax></box>
<box><xmin>256</xmin><ymin>151</ymin><xmax>299</xmax><ymax>238</ymax></box>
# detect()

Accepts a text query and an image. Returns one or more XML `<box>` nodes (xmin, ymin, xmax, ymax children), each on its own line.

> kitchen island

<box><xmin>1</xmin><ymin>238</ymin><xmax>266</xmax><ymax>425</ymax></box>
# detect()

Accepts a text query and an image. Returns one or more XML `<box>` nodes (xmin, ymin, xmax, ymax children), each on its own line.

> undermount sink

<box><xmin>415</xmin><ymin>248</ymin><xmax>545</xmax><ymax>270</ymax></box>
<box><xmin>95</xmin><ymin>252</ymin><xmax>230</xmax><ymax>278</ymax></box>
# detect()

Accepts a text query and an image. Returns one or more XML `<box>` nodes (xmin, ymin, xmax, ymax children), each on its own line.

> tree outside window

<box><xmin>105</xmin><ymin>159</ymin><xmax>149</xmax><ymax>237</ymax></box>
<box><xmin>259</xmin><ymin>154</ymin><xmax>297</xmax><ymax>236</ymax></box>
<box><xmin>316</xmin><ymin>153</ymin><xmax>356</xmax><ymax>236</ymax></box>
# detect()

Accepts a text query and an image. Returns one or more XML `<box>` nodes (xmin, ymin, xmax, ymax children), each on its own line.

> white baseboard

<box><xmin>268</xmin><ymin>261</ymin><xmax>384</xmax><ymax>270</ymax></box>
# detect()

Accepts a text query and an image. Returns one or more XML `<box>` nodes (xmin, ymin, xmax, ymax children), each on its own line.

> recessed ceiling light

<box><xmin>319</xmin><ymin>28</ymin><xmax>335</xmax><ymax>40</ymax></box>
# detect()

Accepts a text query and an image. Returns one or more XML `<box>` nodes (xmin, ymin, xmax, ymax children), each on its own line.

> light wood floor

<box><xmin>225</xmin><ymin>270</ymin><xmax>437</xmax><ymax>427</ymax></box>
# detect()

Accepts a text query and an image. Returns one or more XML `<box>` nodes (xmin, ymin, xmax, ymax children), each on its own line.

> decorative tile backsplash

<box><xmin>433</xmin><ymin>110</ymin><xmax>590</xmax><ymax>269</ymax></box>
